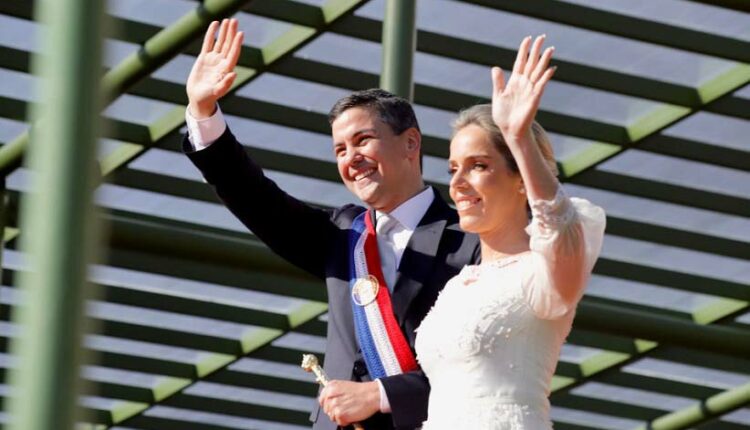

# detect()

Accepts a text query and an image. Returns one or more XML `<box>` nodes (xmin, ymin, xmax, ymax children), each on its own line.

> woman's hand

<box><xmin>491</xmin><ymin>35</ymin><xmax>555</xmax><ymax>141</ymax></box>
<box><xmin>186</xmin><ymin>19</ymin><xmax>244</xmax><ymax>119</ymax></box>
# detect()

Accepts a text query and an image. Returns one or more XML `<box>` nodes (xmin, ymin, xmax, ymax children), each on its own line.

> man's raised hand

<box><xmin>187</xmin><ymin>18</ymin><xmax>244</xmax><ymax>119</ymax></box>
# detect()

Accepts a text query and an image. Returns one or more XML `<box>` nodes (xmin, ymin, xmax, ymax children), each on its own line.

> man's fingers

<box><xmin>201</xmin><ymin>21</ymin><xmax>219</xmax><ymax>54</ymax></box>
<box><xmin>324</xmin><ymin>380</ymin><xmax>342</xmax><ymax>396</ymax></box>
<box><xmin>333</xmin><ymin>409</ymin><xmax>348</xmax><ymax>426</ymax></box>
<box><xmin>213</xmin><ymin>19</ymin><xmax>229</xmax><ymax>53</ymax></box>
<box><xmin>227</xmin><ymin>31</ymin><xmax>244</xmax><ymax>69</ymax></box>
<box><xmin>319</xmin><ymin>383</ymin><xmax>338</xmax><ymax>406</ymax></box>
<box><xmin>212</xmin><ymin>72</ymin><xmax>236</xmax><ymax>97</ymax></box>
<box><xmin>221</xmin><ymin>19</ymin><xmax>237</xmax><ymax>56</ymax></box>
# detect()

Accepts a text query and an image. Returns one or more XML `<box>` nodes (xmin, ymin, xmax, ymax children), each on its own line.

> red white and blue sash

<box><xmin>348</xmin><ymin>210</ymin><xmax>418</xmax><ymax>379</ymax></box>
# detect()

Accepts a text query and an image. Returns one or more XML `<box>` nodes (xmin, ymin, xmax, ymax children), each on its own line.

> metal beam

<box><xmin>596</xmin><ymin>257</ymin><xmax>749</xmax><ymax>302</ymax></box>
<box><xmin>380</xmin><ymin>0</ymin><xmax>417</xmax><ymax>99</ymax></box>
<box><xmin>557</xmin><ymin>65</ymin><xmax>749</xmax><ymax>181</ymax></box>
<box><xmin>550</xmin><ymin>309</ymin><xmax>750</xmax><ymax>415</ymax></box>
<box><xmin>2</xmin><ymin>185</ymin><xmax>746</xmax><ymax>307</ymax></box>
<box><xmin>103</xmin><ymin>214</ymin><xmax>750</xmax><ymax>358</ymax></box>
<box><xmin>636</xmin><ymin>134</ymin><xmax>750</xmax><ymax>172</ymax></box>
<box><xmin>5</xmin><ymin>1</ymin><xmax>104</xmax><ymax>430</ymax></box>
<box><xmin>594</xmin><ymin>371</ymin><xmax>722</xmax><ymax>400</ymax></box>
<box><xmin>109</xmin><ymin>164</ymin><xmax>750</xmax><ymax>262</ymax></box>
<box><xmin>3</xmin><ymin>198</ymin><xmax>738</xmax><ymax>362</ymax></box>
<box><xmin>461</xmin><ymin>0</ymin><xmax>750</xmax><ymax>63</ymax></box>
<box><xmin>329</xmin><ymin>14</ymin><xmax>706</xmax><ymax>107</ymax></box>
<box><xmin>0</xmin><ymin>0</ymin><xmax>373</xmax><ymax>201</ymax></box>
<box><xmin>638</xmin><ymin>382</ymin><xmax>750</xmax><ymax>430</ymax></box>
<box><xmin>604</xmin><ymin>216</ymin><xmax>750</xmax><ymax>261</ymax></box>
<box><xmin>555</xmin><ymin>393</ymin><xmax>664</xmax><ymax>421</ymax></box>
<box><xmin>571</xmin><ymin>170</ymin><xmax>750</xmax><ymax>218</ymax></box>
<box><xmin>4</xmin><ymin>37</ymin><xmax>745</xmax><ymax>176</ymax></box>
<box><xmin>0</xmin><ymin>0</ymin><xmax>255</xmax><ymax>177</ymax></box>
<box><xmin>272</xmin><ymin>56</ymin><xmax>632</xmax><ymax>144</ymax></box>
<box><xmin>706</xmin><ymin>94</ymin><xmax>750</xmax><ymax>120</ymax></box>
<box><xmin>110</xmin><ymin>317</ymin><xmax>326</xmax><ymax>428</ymax></box>
<box><xmin>565</xmin><ymin>330</ymin><xmax>750</xmax><ymax>377</ymax></box>
<box><xmin>684</xmin><ymin>0</ymin><xmax>750</xmax><ymax>13</ymax></box>
<box><xmin>202</xmin><ymin>0</ymin><xmax>750</xmax><ymax>122</ymax></box>
<box><xmin>0</xmin><ymin>317</ymin><xmax>318</xmax><ymax>428</ymax></box>
<box><xmin>574</xmin><ymin>301</ymin><xmax>750</xmax><ymax>358</ymax></box>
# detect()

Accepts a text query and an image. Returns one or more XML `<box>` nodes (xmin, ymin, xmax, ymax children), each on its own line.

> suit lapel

<box><xmin>390</xmin><ymin>191</ymin><xmax>455</xmax><ymax>324</ymax></box>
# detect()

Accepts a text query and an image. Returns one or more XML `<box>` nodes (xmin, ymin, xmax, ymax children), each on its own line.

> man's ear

<box><xmin>405</xmin><ymin>128</ymin><xmax>421</xmax><ymax>156</ymax></box>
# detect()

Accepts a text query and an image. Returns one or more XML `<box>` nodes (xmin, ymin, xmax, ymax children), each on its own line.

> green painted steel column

<box><xmin>380</xmin><ymin>0</ymin><xmax>417</xmax><ymax>100</ymax></box>
<box><xmin>637</xmin><ymin>382</ymin><xmax>750</xmax><ymax>430</ymax></box>
<box><xmin>5</xmin><ymin>0</ymin><xmax>105</xmax><ymax>428</ymax></box>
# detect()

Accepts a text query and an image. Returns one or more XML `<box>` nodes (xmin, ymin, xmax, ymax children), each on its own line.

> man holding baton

<box><xmin>183</xmin><ymin>19</ymin><xmax>479</xmax><ymax>429</ymax></box>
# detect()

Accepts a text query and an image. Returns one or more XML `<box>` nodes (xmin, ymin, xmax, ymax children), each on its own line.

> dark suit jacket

<box><xmin>185</xmin><ymin>127</ymin><xmax>480</xmax><ymax>429</ymax></box>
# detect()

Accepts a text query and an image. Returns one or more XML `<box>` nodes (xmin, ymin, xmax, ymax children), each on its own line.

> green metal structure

<box><xmin>0</xmin><ymin>1</ymin><xmax>747</xmax><ymax>429</ymax></box>
<box><xmin>380</xmin><ymin>0</ymin><xmax>416</xmax><ymax>99</ymax></box>
<box><xmin>6</xmin><ymin>0</ymin><xmax>104</xmax><ymax>429</ymax></box>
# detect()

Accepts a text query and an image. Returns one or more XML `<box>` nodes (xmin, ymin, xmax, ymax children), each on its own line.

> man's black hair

<box><xmin>328</xmin><ymin>88</ymin><xmax>421</xmax><ymax>135</ymax></box>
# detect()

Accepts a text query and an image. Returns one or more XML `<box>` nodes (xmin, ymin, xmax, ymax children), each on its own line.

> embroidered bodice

<box><xmin>415</xmin><ymin>188</ymin><xmax>606</xmax><ymax>429</ymax></box>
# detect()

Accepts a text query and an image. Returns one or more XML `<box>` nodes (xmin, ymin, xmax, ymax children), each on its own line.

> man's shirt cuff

<box><xmin>376</xmin><ymin>379</ymin><xmax>392</xmax><ymax>413</ymax></box>
<box><xmin>185</xmin><ymin>104</ymin><xmax>227</xmax><ymax>150</ymax></box>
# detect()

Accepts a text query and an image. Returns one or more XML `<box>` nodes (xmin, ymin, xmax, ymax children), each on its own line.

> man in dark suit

<box><xmin>184</xmin><ymin>19</ymin><xmax>480</xmax><ymax>429</ymax></box>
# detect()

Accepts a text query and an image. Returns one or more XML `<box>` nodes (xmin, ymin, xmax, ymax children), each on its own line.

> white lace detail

<box><xmin>528</xmin><ymin>186</ymin><xmax>576</xmax><ymax>235</ymax></box>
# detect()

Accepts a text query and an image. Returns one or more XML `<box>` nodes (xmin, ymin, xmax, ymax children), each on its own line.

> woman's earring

<box><xmin>519</xmin><ymin>186</ymin><xmax>525</xmax><ymax>194</ymax></box>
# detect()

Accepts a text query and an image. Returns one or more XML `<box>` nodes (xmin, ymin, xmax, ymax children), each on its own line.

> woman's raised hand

<box><xmin>186</xmin><ymin>19</ymin><xmax>244</xmax><ymax>119</ymax></box>
<box><xmin>491</xmin><ymin>35</ymin><xmax>555</xmax><ymax>141</ymax></box>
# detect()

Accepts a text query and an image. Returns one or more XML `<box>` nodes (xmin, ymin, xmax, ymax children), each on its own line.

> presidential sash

<box><xmin>348</xmin><ymin>210</ymin><xmax>418</xmax><ymax>379</ymax></box>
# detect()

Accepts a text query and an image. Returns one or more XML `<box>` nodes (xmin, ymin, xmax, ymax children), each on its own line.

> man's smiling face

<box><xmin>332</xmin><ymin>107</ymin><xmax>416</xmax><ymax>213</ymax></box>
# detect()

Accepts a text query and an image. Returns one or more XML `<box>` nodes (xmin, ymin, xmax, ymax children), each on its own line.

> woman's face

<box><xmin>448</xmin><ymin>124</ymin><xmax>526</xmax><ymax>235</ymax></box>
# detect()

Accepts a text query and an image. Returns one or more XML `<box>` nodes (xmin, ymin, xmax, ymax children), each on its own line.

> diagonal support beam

<box><xmin>96</xmin><ymin>0</ymin><xmax>370</xmax><ymax>182</ymax></box>
<box><xmin>636</xmin><ymin>382</ymin><xmax>750</xmax><ymax>430</ymax></box>
<box><xmin>0</xmin><ymin>0</ymin><xmax>256</xmax><ymax>177</ymax></box>
<box><xmin>0</xmin><ymin>0</ymin><xmax>371</xmax><ymax>254</ymax></box>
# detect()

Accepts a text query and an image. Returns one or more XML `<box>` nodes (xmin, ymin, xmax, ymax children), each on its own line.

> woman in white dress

<box><xmin>414</xmin><ymin>36</ymin><xmax>606</xmax><ymax>429</ymax></box>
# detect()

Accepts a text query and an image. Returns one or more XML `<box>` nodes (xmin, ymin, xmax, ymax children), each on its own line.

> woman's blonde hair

<box><xmin>451</xmin><ymin>104</ymin><xmax>558</xmax><ymax>177</ymax></box>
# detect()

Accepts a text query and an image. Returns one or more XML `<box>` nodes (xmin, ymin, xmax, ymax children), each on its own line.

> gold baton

<box><xmin>301</xmin><ymin>354</ymin><xmax>365</xmax><ymax>430</ymax></box>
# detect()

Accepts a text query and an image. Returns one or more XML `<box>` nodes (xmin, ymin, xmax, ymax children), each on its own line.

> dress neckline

<box><xmin>470</xmin><ymin>251</ymin><xmax>531</xmax><ymax>270</ymax></box>
<box><xmin>459</xmin><ymin>252</ymin><xmax>530</xmax><ymax>286</ymax></box>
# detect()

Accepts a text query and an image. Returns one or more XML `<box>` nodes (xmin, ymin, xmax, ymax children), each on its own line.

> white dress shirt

<box><xmin>374</xmin><ymin>188</ymin><xmax>434</xmax><ymax>282</ymax></box>
<box><xmin>185</xmin><ymin>105</ymin><xmax>435</xmax><ymax>414</ymax></box>
<box><xmin>185</xmin><ymin>105</ymin><xmax>227</xmax><ymax>150</ymax></box>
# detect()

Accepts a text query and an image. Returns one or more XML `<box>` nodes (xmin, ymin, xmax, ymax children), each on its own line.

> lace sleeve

<box><xmin>524</xmin><ymin>185</ymin><xmax>606</xmax><ymax>319</ymax></box>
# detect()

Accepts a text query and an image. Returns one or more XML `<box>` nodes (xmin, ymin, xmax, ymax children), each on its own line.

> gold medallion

<box><xmin>351</xmin><ymin>275</ymin><xmax>380</xmax><ymax>306</ymax></box>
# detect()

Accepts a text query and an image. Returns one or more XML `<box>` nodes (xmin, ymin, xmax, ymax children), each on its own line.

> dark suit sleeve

<box><xmin>380</xmin><ymin>370</ymin><xmax>430</xmax><ymax>429</ymax></box>
<box><xmin>184</xmin><ymin>127</ymin><xmax>337</xmax><ymax>279</ymax></box>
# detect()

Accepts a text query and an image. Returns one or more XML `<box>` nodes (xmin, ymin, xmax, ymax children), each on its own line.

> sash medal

<box><xmin>349</xmin><ymin>210</ymin><xmax>418</xmax><ymax>379</ymax></box>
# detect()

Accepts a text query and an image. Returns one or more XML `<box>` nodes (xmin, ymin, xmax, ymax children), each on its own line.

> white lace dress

<box><xmin>415</xmin><ymin>188</ymin><xmax>606</xmax><ymax>429</ymax></box>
